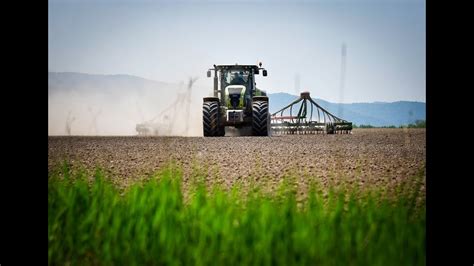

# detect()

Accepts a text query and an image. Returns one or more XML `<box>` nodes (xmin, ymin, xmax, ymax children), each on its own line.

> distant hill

<box><xmin>268</xmin><ymin>92</ymin><xmax>425</xmax><ymax>127</ymax></box>
<box><xmin>48</xmin><ymin>72</ymin><xmax>173</xmax><ymax>97</ymax></box>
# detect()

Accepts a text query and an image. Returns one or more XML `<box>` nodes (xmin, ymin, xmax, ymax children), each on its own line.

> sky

<box><xmin>48</xmin><ymin>0</ymin><xmax>425</xmax><ymax>103</ymax></box>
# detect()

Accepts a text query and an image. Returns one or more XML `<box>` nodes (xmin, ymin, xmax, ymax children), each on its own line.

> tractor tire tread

<box><xmin>252</xmin><ymin>100</ymin><xmax>269</xmax><ymax>136</ymax></box>
<box><xmin>203</xmin><ymin>101</ymin><xmax>220</xmax><ymax>137</ymax></box>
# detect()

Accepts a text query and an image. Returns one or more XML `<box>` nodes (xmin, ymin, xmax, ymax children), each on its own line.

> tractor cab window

<box><xmin>223</xmin><ymin>70</ymin><xmax>250</xmax><ymax>86</ymax></box>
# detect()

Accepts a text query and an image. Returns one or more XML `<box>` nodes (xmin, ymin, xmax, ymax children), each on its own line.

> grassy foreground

<box><xmin>48</xmin><ymin>165</ymin><xmax>425</xmax><ymax>266</ymax></box>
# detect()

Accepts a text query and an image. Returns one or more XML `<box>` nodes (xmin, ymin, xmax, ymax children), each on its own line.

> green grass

<box><xmin>48</xmin><ymin>164</ymin><xmax>425</xmax><ymax>266</ymax></box>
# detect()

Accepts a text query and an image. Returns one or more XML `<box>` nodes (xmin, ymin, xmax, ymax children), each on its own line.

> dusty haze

<box><xmin>48</xmin><ymin>72</ymin><xmax>213</xmax><ymax>136</ymax></box>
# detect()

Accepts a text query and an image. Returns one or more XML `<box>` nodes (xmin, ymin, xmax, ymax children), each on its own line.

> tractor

<box><xmin>203</xmin><ymin>63</ymin><xmax>270</xmax><ymax>137</ymax></box>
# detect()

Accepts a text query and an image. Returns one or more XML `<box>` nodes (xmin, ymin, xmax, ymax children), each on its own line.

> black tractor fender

<box><xmin>252</xmin><ymin>96</ymin><xmax>268</xmax><ymax>102</ymax></box>
<box><xmin>203</xmin><ymin>97</ymin><xmax>219</xmax><ymax>103</ymax></box>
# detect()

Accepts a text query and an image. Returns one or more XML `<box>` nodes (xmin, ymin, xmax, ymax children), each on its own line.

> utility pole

<box><xmin>184</xmin><ymin>77</ymin><xmax>197</xmax><ymax>136</ymax></box>
<box><xmin>65</xmin><ymin>111</ymin><xmax>75</xmax><ymax>136</ymax></box>
<box><xmin>338</xmin><ymin>42</ymin><xmax>347</xmax><ymax>118</ymax></box>
<box><xmin>294</xmin><ymin>73</ymin><xmax>300</xmax><ymax>95</ymax></box>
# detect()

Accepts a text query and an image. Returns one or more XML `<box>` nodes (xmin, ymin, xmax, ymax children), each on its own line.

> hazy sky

<box><xmin>48</xmin><ymin>0</ymin><xmax>425</xmax><ymax>103</ymax></box>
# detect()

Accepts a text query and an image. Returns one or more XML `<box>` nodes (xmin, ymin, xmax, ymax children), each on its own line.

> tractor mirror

<box><xmin>207</xmin><ymin>70</ymin><xmax>211</xmax><ymax>77</ymax></box>
<box><xmin>263</xmin><ymin>70</ymin><xmax>267</xmax><ymax>76</ymax></box>
<box><xmin>254</xmin><ymin>68</ymin><xmax>259</xmax><ymax>75</ymax></box>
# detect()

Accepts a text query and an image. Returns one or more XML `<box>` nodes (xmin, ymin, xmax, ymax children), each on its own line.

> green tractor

<box><xmin>203</xmin><ymin>63</ymin><xmax>270</xmax><ymax>137</ymax></box>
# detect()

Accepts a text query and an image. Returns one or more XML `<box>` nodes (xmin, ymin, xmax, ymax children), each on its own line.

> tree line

<box><xmin>353</xmin><ymin>120</ymin><xmax>426</xmax><ymax>129</ymax></box>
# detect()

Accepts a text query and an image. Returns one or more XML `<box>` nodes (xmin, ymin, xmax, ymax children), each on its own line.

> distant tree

<box><xmin>400</xmin><ymin>120</ymin><xmax>426</xmax><ymax>128</ymax></box>
<box><xmin>414</xmin><ymin>120</ymin><xmax>426</xmax><ymax>128</ymax></box>
<box><xmin>353</xmin><ymin>124</ymin><xmax>398</xmax><ymax>128</ymax></box>
<box><xmin>353</xmin><ymin>122</ymin><xmax>424</xmax><ymax>129</ymax></box>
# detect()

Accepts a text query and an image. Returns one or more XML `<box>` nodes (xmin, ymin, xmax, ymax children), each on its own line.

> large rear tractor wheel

<box><xmin>203</xmin><ymin>101</ymin><xmax>221</xmax><ymax>137</ymax></box>
<box><xmin>252</xmin><ymin>100</ymin><xmax>269</xmax><ymax>136</ymax></box>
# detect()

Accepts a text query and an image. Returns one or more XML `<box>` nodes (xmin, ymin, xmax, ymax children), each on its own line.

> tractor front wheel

<box><xmin>252</xmin><ymin>100</ymin><xmax>269</xmax><ymax>136</ymax></box>
<box><xmin>203</xmin><ymin>101</ymin><xmax>221</xmax><ymax>137</ymax></box>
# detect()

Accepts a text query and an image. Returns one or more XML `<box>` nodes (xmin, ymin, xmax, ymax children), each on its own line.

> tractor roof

<box><xmin>214</xmin><ymin>64</ymin><xmax>259</xmax><ymax>70</ymax></box>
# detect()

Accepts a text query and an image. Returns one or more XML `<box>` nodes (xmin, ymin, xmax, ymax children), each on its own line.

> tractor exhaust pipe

<box><xmin>213</xmin><ymin>65</ymin><xmax>218</xmax><ymax>97</ymax></box>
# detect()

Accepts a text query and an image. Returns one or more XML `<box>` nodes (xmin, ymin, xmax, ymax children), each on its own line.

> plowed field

<box><xmin>48</xmin><ymin>128</ymin><xmax>425</xmax><ymax>198</ymax></box>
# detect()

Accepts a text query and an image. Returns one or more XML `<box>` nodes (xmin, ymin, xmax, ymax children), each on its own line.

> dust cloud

<box><xmin>48</xmin><ymin>73</ymin><xmax>211</xmax><ymax>136</ymax></box>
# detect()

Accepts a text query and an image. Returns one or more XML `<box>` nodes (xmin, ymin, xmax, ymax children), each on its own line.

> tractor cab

<box><xmin>203</xmin><ymin>63</ymin><xmax>270</xmax><ymax>137</ymax></box>
<box><xmin>207</xmin><ymin>64</ymin><xmax>267</xmax><ymax>113</ymax></box>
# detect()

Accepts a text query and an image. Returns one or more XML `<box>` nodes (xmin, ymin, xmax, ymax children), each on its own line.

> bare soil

<box><xmin>48</xmin><ymin>128</ymin><xmax>426</xmax><ymax>199</ymax></box>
